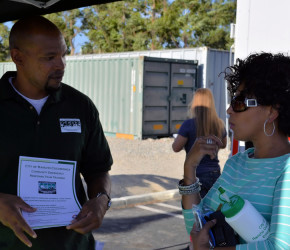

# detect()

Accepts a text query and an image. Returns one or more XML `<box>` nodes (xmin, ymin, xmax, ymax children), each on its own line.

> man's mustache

<box><xmin>49</xmin><ymin>71</ymin><xmax>64</xmax><ymax>78</ymax></box>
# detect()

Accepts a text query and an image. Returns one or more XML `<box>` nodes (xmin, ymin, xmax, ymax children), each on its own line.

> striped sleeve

<box><xmin>182</xmin><ymin>200</ymin><xmax>205</xmax><ymax>235</ymax></box>
<box><xmin>182</xmin><ymin>151</ymin><xmax>290</xmax><ymax>249</ymax></box>
<box><xmin>237</xmin><ymin>157</ymin><xmax>290</xmax><ymax>250</ymax></box>
<box><xmin>182</xmin><ymin>207</ymin><xmax>195</xmax><ymax>235</ymax></box>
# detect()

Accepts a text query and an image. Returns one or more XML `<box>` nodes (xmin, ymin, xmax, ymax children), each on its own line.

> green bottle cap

<box><xmin>221</xmin><ymin>195</ymin><xmax>245</xmax><ymax>218</ymax></box>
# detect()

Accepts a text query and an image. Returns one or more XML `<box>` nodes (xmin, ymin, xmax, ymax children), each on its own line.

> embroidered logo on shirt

<box><xmin>60</xmin><ymin>119</ymin><xmax>81</xmax><ymax>133</ymax></box>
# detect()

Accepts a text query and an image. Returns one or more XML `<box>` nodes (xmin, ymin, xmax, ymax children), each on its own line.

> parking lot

<box><xmin>93</xmin><ymin>199</ymin><xmax>189</xmax><ymax>250</ymax></box>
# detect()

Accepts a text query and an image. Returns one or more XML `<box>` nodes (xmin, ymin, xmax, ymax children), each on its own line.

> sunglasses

<box><xmin>230</xmin><ymin>95</ymin><xmax>259</xmax><ymax>112</ymax></box>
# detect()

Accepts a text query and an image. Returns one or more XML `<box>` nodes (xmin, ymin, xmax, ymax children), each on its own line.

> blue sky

<box><xmin>74</xmin><ymin>33</ymin><xmax>89</xmax><ymax>54</ymax></box>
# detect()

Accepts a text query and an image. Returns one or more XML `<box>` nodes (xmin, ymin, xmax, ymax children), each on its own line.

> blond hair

<box><xmin>189</xmin><ymin>88</ymin><xmax>224</xmax><ymax>138</ymax></box>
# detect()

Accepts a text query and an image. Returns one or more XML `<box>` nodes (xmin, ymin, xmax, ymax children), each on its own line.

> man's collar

<box><xmin>46</xmin><ymin>84</ymin><xmax>63</xmax><ymax>104</ymax></box>
<box><xmin>0</xmin><ymin>71</ymin><xmax>64</xmax><ymax>103</ymax></box>
<box><xmin>0</xmin><ymin>71</ymin><xmax>18</xmax><ymax>100</ymax></box>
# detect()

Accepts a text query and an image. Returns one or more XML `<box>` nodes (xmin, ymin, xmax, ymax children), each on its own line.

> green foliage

<box><xmin>45</xmin><ymin>9</ymin><xmax>82</xmax><ymax>55</ymax></box>
<box><xmin>82</xmin><ymin>0</ymin><xmax>236</xmax><ymax>53</ymax></box>
<box><xmin>0</xmin><ymin>23</ymin><xmax>10</xmax><ymax>61</ymax></box>
<box><xmin>0</xmin><ymin>0</ymin><xmax>236</xmax><ymax>59</ymax></box>
<box><xmin>175</xmin><ymin>0</ymin><xmax>236</xmax><ymax>49</ymax></box>
<box><xmin>82</xmin><ymin>1</ymin><xmax>149</xmax><ymax>53</ymax></box>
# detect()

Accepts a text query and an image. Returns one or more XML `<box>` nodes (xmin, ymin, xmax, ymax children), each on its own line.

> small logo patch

<box><xmin>60</xmin><ymin>118</ymin><xmax>81</xmax><ymax>133</ymax></box>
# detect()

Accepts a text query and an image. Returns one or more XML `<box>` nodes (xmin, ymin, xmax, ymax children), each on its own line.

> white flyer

<box><xmin>17</xmin><ymin>156</ymin><xmax>81</xmax><ymax>229</ymax></box>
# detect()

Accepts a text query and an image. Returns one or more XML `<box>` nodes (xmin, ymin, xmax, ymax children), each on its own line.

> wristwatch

<box><xmin>96</xmin><ymin>192</ymin><xmax>112</xmax><ymax>210</ymax></box>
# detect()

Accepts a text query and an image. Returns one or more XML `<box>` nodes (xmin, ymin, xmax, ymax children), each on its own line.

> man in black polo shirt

<box><xmin>0</xmin><ymin>16</ymin><xmax>113</xmax><ymax>249</ymax></box>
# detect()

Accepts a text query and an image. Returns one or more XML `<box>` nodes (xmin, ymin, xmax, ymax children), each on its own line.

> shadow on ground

<box><xmin>111</xmin><ymin>174</ymin><xmax>179</xmax><ymax>198</ymax></box>
<box><xmin>95</xmin><ymin>212</ymin><xmax>181</xmax><ymax>234</ymax></box>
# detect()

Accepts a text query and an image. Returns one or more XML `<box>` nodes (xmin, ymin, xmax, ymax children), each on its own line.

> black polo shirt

<box><xmin>0</xmin><ymin>71</ymin><xmax>113</xmax><ymax>250</ymax></box>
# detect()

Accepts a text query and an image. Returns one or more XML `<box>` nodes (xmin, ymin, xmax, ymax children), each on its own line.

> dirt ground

<box><xmin>106</xmin><ymin>137</ymin><xmax>231</xmax><ymax>198</ymax></box>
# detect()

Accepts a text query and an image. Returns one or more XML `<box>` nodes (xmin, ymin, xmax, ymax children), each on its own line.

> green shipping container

<box><xmin>0</xmin><ymin>56</ymin><xmax>198</xmax><ymax>139</ymax></box>
<box><xmin>64</xmin><ymin>56</ymin><xmax>198</xmax><ymax>139</ymax></box>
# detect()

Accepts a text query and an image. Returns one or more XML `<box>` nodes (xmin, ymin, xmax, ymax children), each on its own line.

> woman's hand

<box><xmin>190</xmin><ymin>219</ymin><xmax>216</xmax><ymax>250</ymax></box>
<box><xmin>184</xmin><ymin>135</ymin><xmax>223</xmax><ymax>169</ymax></box>
<box><xmin>182</xmin><ymin>135</ymin><xmax>224</xmax><ymax>207</ymax></box>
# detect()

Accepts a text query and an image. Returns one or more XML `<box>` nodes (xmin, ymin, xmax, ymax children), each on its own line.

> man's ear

<box><xmin>10</xmin><ymin>48</ymin><xmax>24</xmax><ymax>66</ymax></box>
<box><xmin>268</xmin><ymin>106</ymin><xmax>279</xmax><ymax>123</ymax></box>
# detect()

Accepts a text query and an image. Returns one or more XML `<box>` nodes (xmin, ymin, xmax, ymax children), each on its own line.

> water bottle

<box><xmin>218</xmin><ymin>187</ymin><xmax>270</xmax><ymax>243</ymax></box>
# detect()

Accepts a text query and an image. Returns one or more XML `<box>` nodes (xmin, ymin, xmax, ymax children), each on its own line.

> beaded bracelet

<box><xmin>178</xmin><ymin>177</ymin><xmax>200</xmax><ymax>189</ymax></box>
<box><xmin>178</xmin><ymin>178</ymin><xmax>201</xmax><ymax>195</ymax></box>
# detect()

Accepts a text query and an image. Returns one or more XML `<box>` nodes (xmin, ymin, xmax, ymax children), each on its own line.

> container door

<box><xmin>170</xmin><ymin>63</ymin><xmax>197</xmax><ymax>134</ymax></box>
<box><xmin>143</xmin><ymin>61</ymin><xmax>170</xmax><ymax>136</ymax></box>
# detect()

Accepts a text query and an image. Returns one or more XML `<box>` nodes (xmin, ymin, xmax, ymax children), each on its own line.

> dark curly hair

<box><xmin>223</xmin><ymin>52</ymin><xmax>290</xmax><ymax>136</ymax></box>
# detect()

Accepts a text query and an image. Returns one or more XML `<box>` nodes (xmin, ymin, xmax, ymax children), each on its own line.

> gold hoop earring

<box><xmin>264</xmin><ymin>119</ymin><xmax>275</xmax><ymax>137</ymax></box>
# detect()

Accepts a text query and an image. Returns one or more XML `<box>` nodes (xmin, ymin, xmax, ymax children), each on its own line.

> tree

<box><xmin>139</xmin><ymin>0</ymin><xmax>181</xmax><ymax>49</ymax></box>
<box><xmin>81</xmin><ymin>0</ymin><xmax>236</xmax><ymax>54</ymax></box>
<box><xmin>152</xmin><ymin>0</ymin><xmax>182</xmax><ymax>48</ymax></box>
<box><xmin>0</xmin><ymin>0</ymin><xmax>236</xmax><ymax>58</ymax></box>
<box><xmin>0</xmin><ymin>23</ymin><xmax>10</xmax><ymax>61</ymax></box>
<box><xmin>176</xmin><ymin>0</ymin><xmax>236</xmax><ymax>50</ymax></box>
<box><xmin>45</xmin><ymin>9</ymin><xmax>83</xmax><ymax>55</ymax></box>
<box><xmin>81</xmin><ymin>0</ymin><xmax>183</xmax><ymax>53</ymax></box>
<box><xmin>82</xmin><ymin>1</ymin><xmax>150</xmax><ymax>53</ymax></box>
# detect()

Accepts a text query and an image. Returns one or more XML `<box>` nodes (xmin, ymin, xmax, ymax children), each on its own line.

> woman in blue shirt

<box><xmin>172</xmin><ymin>88</ymin><xmax>227</xmax><ymax>198</ymax></box>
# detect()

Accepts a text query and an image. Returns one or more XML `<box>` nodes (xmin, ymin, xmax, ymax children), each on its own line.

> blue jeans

<box><xmin>198</xmin><ymin>171</ymin><xmax>221</xmax><ymax>198</ymax></box>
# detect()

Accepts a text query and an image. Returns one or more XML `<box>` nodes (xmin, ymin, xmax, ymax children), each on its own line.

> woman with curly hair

<box><xmin>180</xmin><ymin>53</ymin><xmax>290</xmax><ymax>250</ymax></box>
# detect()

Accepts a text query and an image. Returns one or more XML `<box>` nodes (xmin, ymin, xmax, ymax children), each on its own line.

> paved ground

<box><xmin>93</xmin><ymin>200</ymin><xmax>189</xmax><ymax>250</ymax></box>
<box><xmin>106</xmin><ymin>137</ymin><xmax>231</xmax><ymax>208</ymax></box>
<box><xmin>91</xmin><ymin>137</ymin><xmax>231</xmax><ymax>249</ymax></box>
